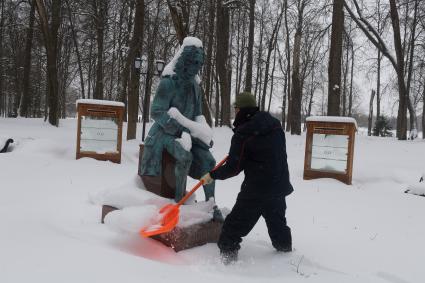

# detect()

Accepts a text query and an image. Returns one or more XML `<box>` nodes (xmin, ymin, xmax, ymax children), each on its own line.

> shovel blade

<box><xmin>139</xmin><ymin>204</ymin><xmax>180</xmax><ymax>237</ymax></box>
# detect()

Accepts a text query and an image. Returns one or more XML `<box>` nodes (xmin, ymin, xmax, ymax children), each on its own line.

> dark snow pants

<box><xmin>217</xmin><ymin>196</ymin><xmax>292</xmax><ymax>252</ymax></box>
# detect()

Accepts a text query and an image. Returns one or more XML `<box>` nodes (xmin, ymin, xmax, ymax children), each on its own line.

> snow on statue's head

<box><xmin>162</xmin><ymin>37</ymin><xmax>204</xmax><ymax>80</ymax></box>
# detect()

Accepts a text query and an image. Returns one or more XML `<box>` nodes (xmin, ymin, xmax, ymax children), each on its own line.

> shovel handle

<box><xmin>176</xmin><ymin>156</ymin><xmax>228</xmax><ymax>207</ymax></box>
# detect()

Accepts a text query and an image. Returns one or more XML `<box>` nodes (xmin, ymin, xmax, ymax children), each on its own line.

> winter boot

<box><xmin>276</xmin><ymin>244</ymin><xmax>292</xmax><ymax>253</ymax></box>
<box><xmin>220</xmin><ymin>250</ymin><xmax>238</xmax><ymax>265</ymax></box>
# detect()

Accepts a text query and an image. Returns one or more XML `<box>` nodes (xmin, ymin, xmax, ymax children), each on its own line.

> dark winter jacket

<box><xmin>210</xmin><ymin>110</ymin><xmax>293</xmax><ymax>200</ymax></box>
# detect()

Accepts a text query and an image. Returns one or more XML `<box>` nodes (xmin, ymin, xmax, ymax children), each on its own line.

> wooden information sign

<box><xmin>303</xmin><ymin>116</ymin><xmax>357</xmax><ymax>185</ymax></box>
<box><xmin>76</xmin><ymin>99</ymin><xmax>124</xmax><ymax>164</ymax></box>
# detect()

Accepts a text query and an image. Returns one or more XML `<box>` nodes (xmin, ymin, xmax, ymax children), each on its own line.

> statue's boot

<box><xmin>174</xmin><ymin>156</ymin><xmax>192</xmax><ymax>203</ymax></box>
<box><xmin>204</xmin><ymin>182</ymin><xmax>224</xmax><ymax>222</ymax></box>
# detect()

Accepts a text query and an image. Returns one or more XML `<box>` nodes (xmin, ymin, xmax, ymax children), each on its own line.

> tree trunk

<box><xmin>342</xmin><ymin>37</ymin><xmax>349</xmax><ymax>116</ymax></box>
<box><xmin>126</xmin><ymin>0</ymin><xmax>144</xmax><ymax>140</ymax></box>
<box><xmin>254</xmin><ymin>6</ymin><xmax>264</xmax><ymax>102</ymax></box>
<box><xmin>35</xmin><ymin>0</ymin><xmax>62</xmax><ymax>126</ymax></box>
<box><xmin>375</xmin><ymin>49</ymin><xmax>381</xmax><ymax>125</ymax></box>
<box><xmin>284</xmin><ymin>0</ymin><xmax>291</xmax><ymax>131</ymax></box>
<box><xmin>214</xmin><ymin>69</ymin><xmax>220</xmax><ymax>127</ymax></box>
<box><xmin>0</xmin><ymin>0</ymin><xmax>4</xmax><ymax>117</ymax></box>
<box><xmin>348</xmin><ymin>46</ymin><xmax>354</xmax><ymax>117</ymax></box>
<box><xmin>65</xmin><ymin>0</ymin><xmax>85</xmax><ymax>99</ymax></box>
<box><xmin>19</xmin><ymin>0</ymin><xmax>36</xmax><ymax>117</ymax></box>
<box><xmin>204</xmin><ymin>0</ymin><xmax>215</xmax><ymax>109</ymax></box>
<box><xmin>282</xmin><ymin>70</ymin><xmax>287</xmax><ymax>128</ymax></box>
<box><xmin>422</xmin><ymin>83</ymin><xmax>425</xmax><ymax>139</ymax></box>
<box><xmin>244</xmin><ymin>0</ymin><xmax>255</xmax><ymax>93</ymax></box>
<box><xmin>267</xmin><ymin>44</ymin><xmax>278</xmax><ymax>112</ymax></box>
<box><xmin>389</xmin><ymin>0</ymin><xmax>407</xmax><ymax>140</ymax></box>
<box><xmin>368</xmin><ymin>89</ymin><xmax>375</xmax><ymax>136</ymax></box>
<box><xmin>166</xmin><ymin>0</ymin><xmax>189</xmax><ymax>44</ymax></box>
<box><xmin>327</xmin><ymin>0</ymin><xmax>344</xmax><ymax>116</ymax></box>
<box><xmin>261</xmin><ymin>9</ymin><xmax>282</xmax><ymax>111</ymax></box>
<box><xmin>87</xmin><ymin>39</ymin><xmax>93</xmax><ymax>99</ymax></box>
<box><xmin>93</xmin><ymin>0</ymin><xmax>107</xmax><ymax>100</ymax></box>
<box><xmin>141</xmin><ymin>1</ymin><xmax>161</xmax><ymax>141</ymax></box>
<box><xmin>405</xmin><ymin>0</ymin><xmax>419</xmax><ymax>138</ymax></box>
<box><xmin>59</xmin><ymin>36</ymin><xmax>71</xmax><ymax>118</ymax></box>
<box><xmin>290</xmin><ymin>2</ymin><xmax>304</xmax><ymax>135</ymax></box>
<box><xmin>216</xmin><ymin>1</ymin><xmax>231</xmax><ymax>127</ymax></box>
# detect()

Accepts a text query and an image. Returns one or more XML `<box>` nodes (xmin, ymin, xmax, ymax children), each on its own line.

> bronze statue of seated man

<box><xmin>139</xmin><ymin>37</ymin><xmax>223</xmax><ymax>221</ymax></box>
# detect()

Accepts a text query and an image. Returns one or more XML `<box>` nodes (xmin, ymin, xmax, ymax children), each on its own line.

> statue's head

<box><xmin>174</xmin><ymin>45</ymin><xmax>205</xmax><ymax>79</ymax></box>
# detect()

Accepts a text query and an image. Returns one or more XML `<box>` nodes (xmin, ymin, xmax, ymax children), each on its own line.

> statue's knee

<box><xmin>180</xmin><ymin>151</ymin><xmax>193</xmax><ymax>165</ymax></box>
<box><xmin>206</xmin><ymin>156</ymin><xmax>216</xmax><ymax>171</ymax></box>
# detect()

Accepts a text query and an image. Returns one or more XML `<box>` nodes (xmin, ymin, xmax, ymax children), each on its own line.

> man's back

<box><xmin>236</xmin><ymin>111</ymin><xmax>293</xmax><ymax>199</ymax></box>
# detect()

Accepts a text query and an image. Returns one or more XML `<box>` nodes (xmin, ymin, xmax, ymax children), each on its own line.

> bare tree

<box><xmin>344</xmin><ymin>0</ymin><xmax>408</xmax><ymax>139</ymax></box>
<box><xmin>260</xmin><ymin>5</ymin><xmax>283</xmax><ymax>111</ymax></box>
<box><xmin>35</xmin><ymin>0</ymin><xmax>62</xmax><ymax>126</ymax></box>
<box><xmin>19</xmin><ymin>0</ymin><xmax>36</xmax><ymax>117</ymax></box>
<box><xmin>216</xmin><ymin>0</ymin><xmax>231</xmax><ymax>127</ymax></box>
<box><xmin>166</xmin><ymin>0</ymin><xmax>189</xmax><ymax>44</ymax></box>
<box><xmin>328</xmin><ymin>0</ymin><xmax>344</xmax><ymax>116</ymax></box>
<box><xmin>126</xmin><ymin>0</ymin><xmax>144</xmax><ymax>140</ymax></box>
<box><xmin>244</xmin><ymin>0</ymin><xmax>255</xmax><ymax>93</ymax></box>
<box><xmin>290</xmin><ymin>0</ymin><xmax>306</xmax><ymax>134</ymax></box>
<box><xmin>0</xmin><ymin>0</ymin><xmax>4</xmax><ymax>117</ymax></box>
<box><xmin>92</xmin><ymin>0</ymin><xmax>108</xmax><ymax>100</ymax></box>
<box><xmin>368</xmin><ymin>89</ymin><xmax>375</xmax><ymax>136</ymax></box>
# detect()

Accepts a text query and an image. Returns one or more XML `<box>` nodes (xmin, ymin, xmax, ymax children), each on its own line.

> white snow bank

<box><xmin>3</xmin><ymin>117</ymin><xmax>425</xmax><ymax>283</ymax></box>
<box><xmin>168</xmin><ymin>108</ymin><xmax>212</xmax><ymax>146</ymax></box>
<box><xmin>105</xmin><ymin>205</ymin><xmax>159</xmax><ymax>233</ymax></box>
<box><xmin>306</xmin><ymin>116</ymin><xmax>358</xmax><ymax>129</ymax></box>
<box><xmin>89</xmin><ymin>183</ymin><xmax>171</xmax><ymax>209</ymax></box>
<box><xmin>76</xmin><ymin>99</ymin><xmax>125</xmax><ymax>107</ymax></box>
<box><xmin>91</xmin><ymin>180</ymin><xmax>217</xmax><ymax>234</ymax></box>
<box><xmin>104</xmin><ymin>199</ymin><xmax>217</xmax><ymax>234</ymax></box>
<box><xmin>405</xmin><ymin>183</ymin><xmax>425</xmax><ymax>196</ymax></box>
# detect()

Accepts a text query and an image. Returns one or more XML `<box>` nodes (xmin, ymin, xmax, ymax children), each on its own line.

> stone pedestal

<box><xmin>152</xmin><ymin>221</ymin><xmax>222</xmax><ymax>252</ymax></box>
<box><xmin>101</xmin><ymin>205</ymin><xmax>222</xmax><ymax>252</ymax></box>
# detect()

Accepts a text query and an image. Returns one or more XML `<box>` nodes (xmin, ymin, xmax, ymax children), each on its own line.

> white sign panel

<box><xmin>80</xmin><ymin>118</ymin><xmax>119</xmax><ymax>154</ymax></box>
<box><xmin>311</xmin><ymin>134</ymin><xmax>348</xmax><ymax>173</ymax></box>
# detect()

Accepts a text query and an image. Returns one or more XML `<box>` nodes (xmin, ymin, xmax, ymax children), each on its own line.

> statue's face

<box><xmin>178</xmin><ymin>46</ymin><xmax>205</xmax><ymax>78</ymax></box>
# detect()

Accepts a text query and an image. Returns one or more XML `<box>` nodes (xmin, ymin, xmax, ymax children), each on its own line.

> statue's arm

<box><xmin>194</xmin><ymin>84</ymin><xmax>203</xmax><ymax>117</ymax></box>
<box><xmin>150</xmin><ymin>78</ymin><xmax>184</xmax><ymax>136</ymax></box>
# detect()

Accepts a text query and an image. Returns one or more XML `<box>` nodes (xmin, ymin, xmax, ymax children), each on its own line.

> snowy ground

<box><xmin>1</xmin><ymin>117</ymin><xmax>424</xmax><ymax>283</ymax></box>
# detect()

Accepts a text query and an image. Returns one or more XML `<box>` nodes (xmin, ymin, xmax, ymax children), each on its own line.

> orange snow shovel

<box><xmin>140</xmin><ymin>156</ymin><xmax>228</xmax><ymax>237</ymax></box>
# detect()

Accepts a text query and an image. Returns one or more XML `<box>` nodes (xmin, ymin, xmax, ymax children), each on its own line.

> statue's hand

<box><xmin>192</xmin><ymin>115</ymin><xmax>213</xmax><ymax>146</ymax></box>
<box><xmin>168</xmin><ymin>109</ymin><xmax>213</xmax><ymax>147</ymax></box>
<box><xmin>176</xmin><ymin>131</ymin><xmax>192</xmax><ymax>152</ymax></box>
<box><xmin>168</xmin><ymin>107</ymin><xmax>183</xmax><ymax>120</ymax></box>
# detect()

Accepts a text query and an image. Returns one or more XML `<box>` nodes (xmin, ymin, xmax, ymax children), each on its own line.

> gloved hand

<box><xmin>200</xmin><ymin>173</ymin><xmax>213</xmax><ymax>185</ymax></box>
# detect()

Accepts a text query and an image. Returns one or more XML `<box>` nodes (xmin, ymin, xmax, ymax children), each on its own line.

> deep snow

<box><xmin>1</xmin><ymin>117</ymin><xmax>424</xmax><ymax>283</ymax></box>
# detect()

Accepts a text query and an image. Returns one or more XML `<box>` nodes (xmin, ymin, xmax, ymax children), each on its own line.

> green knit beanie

<box><xmin>234</xmin><ymin>92</ymin><xmax>257</xmax><ymax>108</ymax></box>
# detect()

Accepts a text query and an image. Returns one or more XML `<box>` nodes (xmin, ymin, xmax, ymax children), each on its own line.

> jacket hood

<box><xmin>236</xmin><ymin>111</ymin><xmax>282</xmax><ymax>136</ymax></box>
